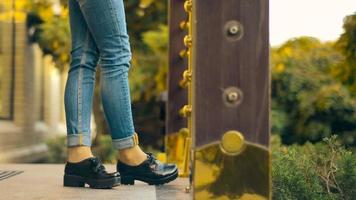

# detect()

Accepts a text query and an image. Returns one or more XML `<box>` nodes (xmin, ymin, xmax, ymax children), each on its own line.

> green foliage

<box><xmin>91</xmin><ymin>135</ymin><xmax>117</xmax><ymax>164</ymax></box>
<box><xmin>272</xmin><ymin>135</ymin><xmax>356</xmax><ymax>200</ymax></box>
<box><xmin>125</xmin><ymin>0</ymin><xmax>167</xmax><ymax>49</ymax></box>
<box><xmin>44</xmin><ymin>135</ymin><xmax>67</xmax><ymax>163</ymax></box>
<box><xmin>35</xmin><ymin>15</ymin><xmax>70</xmax><ymax>71</ymax></box>
<box><xmin>27</xmin><ymin>0</ymin><xmax>167</xmax><ymax>73</ymax></box>
<box><xmin>130</xmin><ymin>25</ymin><xmax>168</xmax><ymax>101</ymax></box>
<box><xmin>271</xmin><ymin>37</ymin><xmax>356</xmax><ymax>146</ymax></box>
<box><xmin>334</xmin><ymin>13</ymin><xmax>356</xmax><ymax>93</ymax></box>
<box><xmin>27</xmin><ymin>0</ymin><xmax>70</xmax><ymax>71</ymax></box>
<box><xmin>127</xmin><ymin>25</ymin><xmax>168</xmax><ymax>145</ymax></box>
<box><xmin>336</xmin><ymin>150</ymin><xmax>356</xmax><ymax>199</ymax></box>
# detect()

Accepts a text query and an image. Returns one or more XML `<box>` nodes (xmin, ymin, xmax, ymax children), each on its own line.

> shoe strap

<box><xmin>89</xmin><ymin>157</ymin><xmax>106</xmax><ymax>173</ymax></box>
<box><xmin>146</xmin><ymin>153</ymin><xmax>163</xmax><ymax>170</ymax></box>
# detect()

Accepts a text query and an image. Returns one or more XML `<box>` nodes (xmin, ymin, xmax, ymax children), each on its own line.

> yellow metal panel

<box><xmin>193</xmin><ymin>141</ymin><xmax>271</xmax><ymax>200</ymax></box>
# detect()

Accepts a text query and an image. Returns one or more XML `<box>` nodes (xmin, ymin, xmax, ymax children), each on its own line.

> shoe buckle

<box><xmin>89</xmin><ymin>158</ymin><xmax>104</xmax><ymax>173</ymax></box>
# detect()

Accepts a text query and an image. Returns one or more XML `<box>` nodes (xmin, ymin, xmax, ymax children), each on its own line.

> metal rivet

<box><xmin>227</xmin><ymin>92</ymin><xmax>239</xmax><ymax>103</ymax></box>
<box><xmin>179</xmin><ymin>70</ymin><xmax>192</xmax><ymax>88</ymax></box>
<box><xmin>220</xmin><ymin>130</ymin><xmax>246</xmax><ymax>156</ymax></box>
<box><xmin>179</xmin><ymin>21</ymin><xmax>189</xmax><ymax>30</ymax></box>
<box><xmin>179</xmin><ymin>49</ymin><xmax>188</xmax><ymax>59</ymax></box>
<box><xmin>184</xmin><ymin>0</ymin><xmax>192</xmax><ymax>13</ymax></box>
<box><xmin>224</xmin><ymin>21</ymin><xmax>243</xmax><ymax>41</ymax></box>
<box><xmin>222</xmin><ymin>87</ymin><xmax>243</xmax><ymax>107</ymax></box>
<box><xmin>228</xmin><ymin>25</ymin><xmax>239</xmax><ymax>35</ymax></box>
<box><xmin>179</xmin><ymin>105</ymin><xmax>192</xmax><ymax>118</ymax></box>
<box><xmin>183</xmin><ymin>35</ymin><xmax>192</xmax><ymax>48</ymax></box>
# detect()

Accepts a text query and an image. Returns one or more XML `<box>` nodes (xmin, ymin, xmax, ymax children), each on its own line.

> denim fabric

<box><xmin>64</xmin><ymin>0</ymin><xmax>138</xmax><ymax>150</ymax></box>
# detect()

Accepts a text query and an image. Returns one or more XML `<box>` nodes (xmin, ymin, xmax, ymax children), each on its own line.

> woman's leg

<box><xmin>63</xmin><ymin>1</ymin><xmax>120</xmax><ymax>190</ymax></box>
<box><xmin>70</xmin><ymin>0</ymin><xmax>178</xmax><ymax>185</ymax></box>
<box><xmin>65</xmin><ymin>0</ymin><xmax>99</xmax><ymax>162</ymax></box>
<box><xmin>74</xmin><ymin>0</ymin><xmax>146</xmax><ymax>164</ymax></box>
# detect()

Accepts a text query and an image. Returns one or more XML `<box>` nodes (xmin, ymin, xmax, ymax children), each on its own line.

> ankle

<box><xmin>67</xmin><ymin>146</ymin><xmax>94</xmax><ymax>163</ymax></box>
<box><xmin>117</xmin><ymin>146</ymin><xmax>147</xmax><ymax>166</ymax></box>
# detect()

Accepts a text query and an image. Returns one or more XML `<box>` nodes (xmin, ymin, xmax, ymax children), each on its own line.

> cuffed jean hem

<box><xmin>112</xmin><ymin>132</ymin><xmax>139</xmax><ymax>150</ymax></box>
<box><xmin>67</xmin><ymin>133</ymin><xmax>91</xmax><ymax>147</ymax></box>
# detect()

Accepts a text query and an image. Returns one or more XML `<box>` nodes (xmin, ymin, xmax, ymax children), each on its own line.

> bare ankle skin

<box><xmin>67</xmin><ymin>146</ymin><xmax>94</xmax><ymax>163</ymax></box>
<box><xmin>117</xmin><ymin>145</ymin><xmax>148</xmax><ymax>166</ymax></box>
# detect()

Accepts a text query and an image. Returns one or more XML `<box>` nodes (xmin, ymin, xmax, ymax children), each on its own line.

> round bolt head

<box><xmin>184</xmin><ymin>35</ymin><xmax>192</xmax><ymax>47</ymax></box>
<box><xmin>220</xmin><ymin>130</ymin><xmax>246</xmax><ymax>156</ymax></box>
<box><xmin>222</xmin><ymin>86</ymin><xmax>243</xmax><ymax>107</ymax></box>
<box><xmin>227</xmin><ymin>92</ymin><xmax>239</xmax><ymax>102</ymax></box>
<box><xmin>223</xmin><ymin>21</ymin><xmax>244</xmax><ymax>41</ymax></box>
<box><xmin>228</xmin><ymin>26</ymin><xmax>239</xmax><ymax>35</ymax></box>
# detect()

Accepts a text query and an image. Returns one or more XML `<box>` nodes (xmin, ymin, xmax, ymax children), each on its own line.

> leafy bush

<box><xmin>44</xmin><ymin>135</ymin><xmax>67</xmax><ymax>163</ymax></box>
<box><xmin>271</xmin><ymin>37</ymin><xmax>356</xmax><ymax>146</ymax></box>
<box><xmin>334</xmin><ymin>13</ymin><xmax>356</xmax><ymax>94</ymax></box>
<box><xmin>129</xmin><ymin>25</ymin><xmax>168</xmax><ymax>101</ymax></box>
<box><xmin>27</xmin><ymin>0</ymin><xmax>70</xmax><ymax>71</ymax></box>
<box><xmin>272</xmin><ymin>135</ymin><xmax>356</xmax><ymax>200</ymax></box>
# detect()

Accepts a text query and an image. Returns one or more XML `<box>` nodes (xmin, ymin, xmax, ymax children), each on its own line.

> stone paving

<box><xmin>0</xmin><ymin>164</ymin><xmax>191</xmax><ymax>200</ymax></box>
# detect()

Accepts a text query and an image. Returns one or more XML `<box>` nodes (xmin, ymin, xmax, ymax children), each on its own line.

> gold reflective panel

<box><xmin>193</xmin><ymin>140</ymin><xmax>271</xmax><ymax>200</ymax></box>
<box><xmin>165</xmin><ymin>128</ymin><xmax>191</xmax><ymax>177</ymax></box>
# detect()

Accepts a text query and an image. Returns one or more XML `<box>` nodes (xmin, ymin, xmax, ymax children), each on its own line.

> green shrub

<box><xmin>44</xmin><ymin>135</ymin><xmax>67</xmax><ymax>163</ymax></box>
<box><xmin>336</xmin><ymin>150</ymin><xmax>356</xmax><ymax>199</ymax></box>
<box><xmin>272</xmin><ymin>135</ymin><xmax>356</xmax><ymax>200</ymax></box>
<box><xmin>91</xmin><ymin>135</ymin><xmax>117</xmax><ymax>164</ymax></box>
<box><xmin>271</xmin><ymin>37</ymin><xmax>356</xmax><ymax>146</ymax></box>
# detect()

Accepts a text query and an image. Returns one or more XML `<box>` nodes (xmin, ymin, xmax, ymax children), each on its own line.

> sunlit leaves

<box><xmin>129</xmin><ymin>25</ymin><xmax>168</xmax><ymax>102</ymax></box>
<box><xmin>27</xmin><ymin>0</ymin><xmax>70</xmax><ymax>71</ymax></box>
<box><xmin>335</xmin><ymin>13</ymin><xmax>356</xmax><ymax>93</ymax></box>
<box><xmin>272</xmin><ymin>37</ymin><xmax>356</xmax><ymax>146</ymax></box>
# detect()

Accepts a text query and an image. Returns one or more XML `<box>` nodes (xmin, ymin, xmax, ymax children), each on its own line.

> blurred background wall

<box><xmin>0</xmin><ymin>0</ymin><xmax>69</xmax><ymax>162</ymax></box>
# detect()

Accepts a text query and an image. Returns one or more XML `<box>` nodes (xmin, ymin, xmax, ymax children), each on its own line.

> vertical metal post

<box><xmin>166</xmin><ymin>0</ymin><xmax>192</xmax><ymax>177</ymax></box>
<box><xmin>167</xmin><ymin>0</ymin><xmax>271</xmax><ymax>198</ymax></box>
<box><xmin>191</xmin><ymin>0</ymin><xmax>271</xmax><ymax>199</ymax></box>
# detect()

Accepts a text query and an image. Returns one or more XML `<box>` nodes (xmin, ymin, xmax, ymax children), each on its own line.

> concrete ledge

<box><xmin>0</xmin><ymin>144</ymin><xmax>48</xmax><ymax>163</ymax></box>
<box><xmin>0</xmin><ymin>164</ymin><xmax>191</xmax><ymax>200</ymax></box>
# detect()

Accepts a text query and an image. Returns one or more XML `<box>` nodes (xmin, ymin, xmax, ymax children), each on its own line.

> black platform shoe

<box><xmin>117</xmin><ymin>153</ymin><xmax>178</xmax><ymax>185</ymax></box>
<box><xmin>63</xmin><ymin>157</ymin><xmax>120</xmax><ymax>189</ymax></box>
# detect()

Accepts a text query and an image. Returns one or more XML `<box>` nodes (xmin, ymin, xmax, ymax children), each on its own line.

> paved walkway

<box><xmin>0</xmin><ymin>164</ymin><xmax>191</xmax><ymax>200</ymax></box>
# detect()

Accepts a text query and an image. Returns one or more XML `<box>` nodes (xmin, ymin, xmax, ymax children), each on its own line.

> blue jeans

<box><xmin>64</xmin><ymin>0</ymin><xmax>138</xmax><ymax>150</ymax></box>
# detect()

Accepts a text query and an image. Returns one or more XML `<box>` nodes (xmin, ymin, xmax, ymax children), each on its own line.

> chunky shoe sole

<box><xmin>63</xmin><ymin>174</ymin><xmax>120</xmax><ymax>189</ymax></box>
<box><xmin>120</xmin><ymin>168</ymin><xmax>178</xmax><ymax>185</ymax></box>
